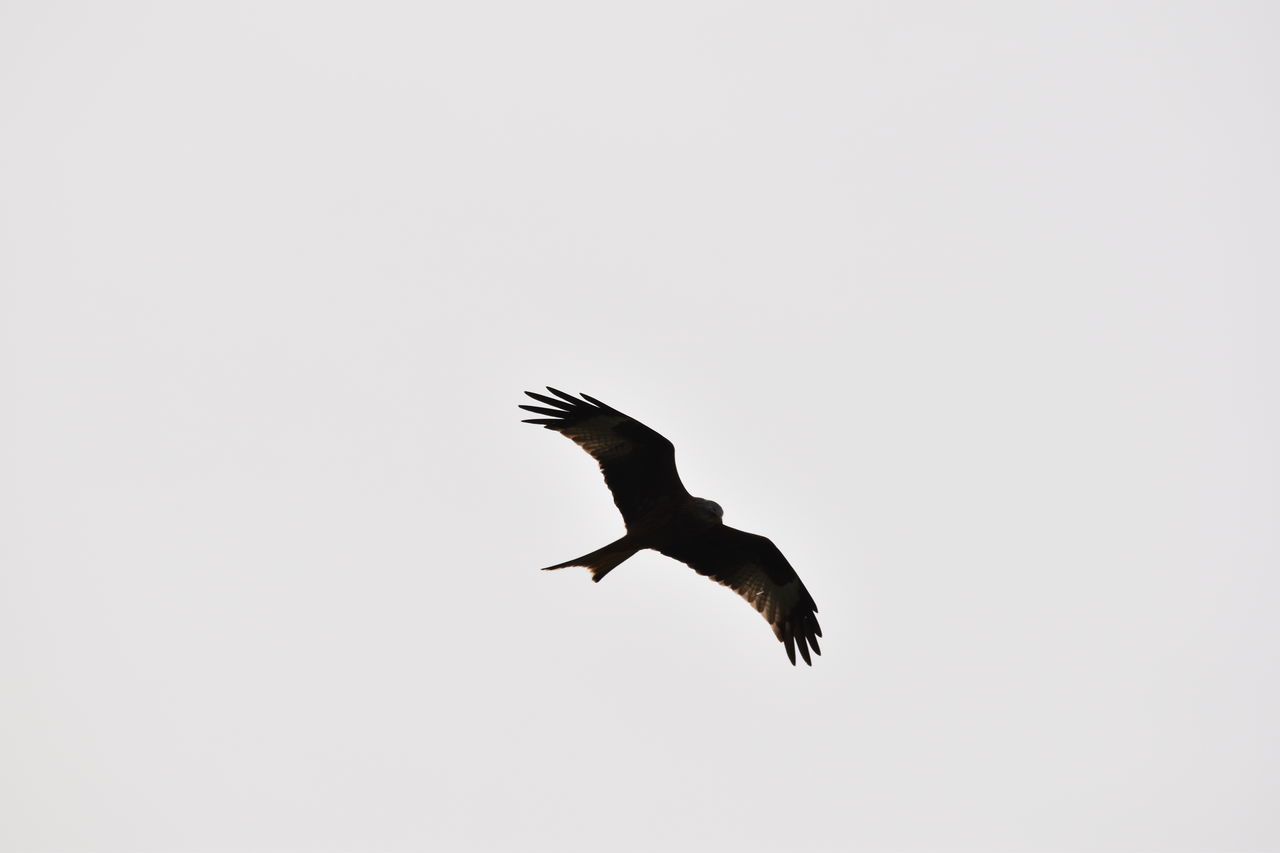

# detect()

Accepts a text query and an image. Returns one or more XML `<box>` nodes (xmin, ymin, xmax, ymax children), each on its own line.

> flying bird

<box><xmin>520</xmin><ymin>387</ymin><xmax>821</xmax><ymax>665</ymax></box>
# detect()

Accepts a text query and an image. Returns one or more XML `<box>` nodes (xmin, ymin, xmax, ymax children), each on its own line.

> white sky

<box><xmin>2</xmin><ymin>2</ymin><xmax>1278</xmax><ymax>851</ymax></box>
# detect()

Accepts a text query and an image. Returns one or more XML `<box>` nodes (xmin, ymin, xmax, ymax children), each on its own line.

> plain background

<box><xmin>2</xmin><ymin>2</ymin><xmax>1277</xmax><ymax>851</ymax></box>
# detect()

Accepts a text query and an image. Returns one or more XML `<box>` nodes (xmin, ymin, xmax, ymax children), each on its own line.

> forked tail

<box><xmin>541</xmin><ymin>535</ymin><xmax>639</xmax><ymax>582</ymax></box>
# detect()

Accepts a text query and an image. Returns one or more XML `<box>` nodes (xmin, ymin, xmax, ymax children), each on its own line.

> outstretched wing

<box><xmin>656</xmin><ymin>525</ymin><xmax>822</xmax><ymax>665</ymax></box>
<box><xmin>520</xmin><ymin>387</ymin><xmax>690</xmax><ymax>526</ymax></box>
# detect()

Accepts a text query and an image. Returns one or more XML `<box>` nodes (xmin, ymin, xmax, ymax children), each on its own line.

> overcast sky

<box><xmin>2</xmin><ymin>3</ymin><xmax>1278</xmax><ymax>851</ymax></box>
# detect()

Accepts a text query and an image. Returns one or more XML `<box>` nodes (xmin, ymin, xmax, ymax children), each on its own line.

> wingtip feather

<box><xmin>525</xmin><ymin>391</ymin><xmax>572</xmax><ymax>410</ymax></box>
<box><xmin>545</xmin><ymin>387</ymin><xmax>581</xmax><ymax>405</ymax></box>
<box><xmin>519</xmin><ymin>404</ymin><xmax>568</xmax><ymax>417</ymax></box>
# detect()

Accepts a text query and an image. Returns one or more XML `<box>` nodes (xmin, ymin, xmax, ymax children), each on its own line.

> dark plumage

<box><xmin>520</xmin><ymin>387</ymin><xmax>822</xmax><ymax>665</ymax></box>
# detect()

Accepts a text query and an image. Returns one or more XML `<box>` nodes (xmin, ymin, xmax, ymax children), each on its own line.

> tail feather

<box><xmin>542</xmin><ymin>536</ymin><xmax>638</xmax><ymax>582</ymax></box>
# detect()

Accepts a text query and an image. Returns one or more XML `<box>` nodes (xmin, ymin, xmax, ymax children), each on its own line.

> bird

<box><xmin>520</xmin><ymin>387</ymin><xmax>822</xmax><ymax>665</ymax></box>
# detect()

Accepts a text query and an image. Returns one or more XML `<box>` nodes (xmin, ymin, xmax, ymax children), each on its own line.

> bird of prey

<box><xmin>520</xmin><ymin>387</ymin><xmax>822</xmax><ymax>665</ymax></box>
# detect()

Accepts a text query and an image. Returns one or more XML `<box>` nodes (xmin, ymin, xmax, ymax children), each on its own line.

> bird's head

<box><xmin>693</xmin><ymin>497</ymin><xmax>724</xmax><ymax>523</ymax></box>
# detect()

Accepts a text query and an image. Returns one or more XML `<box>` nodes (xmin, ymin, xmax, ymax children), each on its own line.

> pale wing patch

<box><xmin>563</xmin><ymin>414</ymin><xmax>636</xmax><ymax>459</ymax></box>
<box><xmin>715</xmin><ymin>563</ymin><xmax>794</xmax><ymax>633</ymax></box>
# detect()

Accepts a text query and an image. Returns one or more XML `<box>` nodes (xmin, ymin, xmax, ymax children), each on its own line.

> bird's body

<box><xmin>520</xmin><ymin>387</ymin><xmax>822</xmax><ymax>665</ymax></box>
